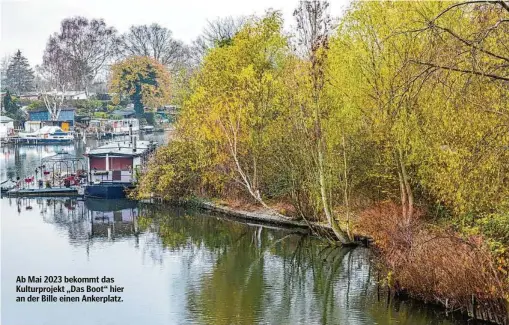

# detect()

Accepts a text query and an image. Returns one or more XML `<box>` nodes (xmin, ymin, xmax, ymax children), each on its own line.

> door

<box><xmin>112</xmin><ymin>170</ymin><xmax>121</xmax><ymax>181</ymax></box>
<box><xmin>61</xmin><ymin>122</ymin><xmax>69</xmax><ymax>131</ymax></box>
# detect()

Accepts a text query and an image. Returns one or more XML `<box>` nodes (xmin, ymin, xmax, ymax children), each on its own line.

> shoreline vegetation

<box><xmin>133</xmin><ymin>1</ymin><xmax>509</xmax><ymax>324</ymax></box>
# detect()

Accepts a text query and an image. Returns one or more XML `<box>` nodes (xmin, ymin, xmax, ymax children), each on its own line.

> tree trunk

<box><xmin>397</xmin><ymin>147</ymin><xmax>413</xmax><ymax>225</ymax></box>
<box><xmin>342</xmin><ymin>134</ymin><xmax>352</xmax><ymax>240</ymax></box>
<box><xmin>318</xmin><ymin>137</ymin><xmax>352</xmax><ymax>245</ymax></box>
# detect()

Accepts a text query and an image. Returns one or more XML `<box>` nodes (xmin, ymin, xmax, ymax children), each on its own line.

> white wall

<box><xmin>0</xmin><ymin>122</ymin><xmax>14</xmax><ymax>138</ymax></box>
<box><xmin>24</xmin><ymin>121</ymin><xmax>42</xmax><ymax>132</ymax></box>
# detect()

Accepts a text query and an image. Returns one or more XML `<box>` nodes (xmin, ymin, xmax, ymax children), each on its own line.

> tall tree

<box><xmin>37</xmin><ymin>41</ymin><xmax>75</xmax><ymax>120</ymax></box>
<box><xmin>293</xmin><ymin>0</ymin><xmax>353</xmax><ymax>244</ymax></box>
<box><xmin>293</xmin><ymin>0</ymin><xmax>333</xmax><ymax>58</ymax></box>
<box><xmin>4</xmin><ymin>50</ymin><xmax>35</xmax><ymax>95</ymax></box>
<box><xmin>117</xmin><ymin>24</ymin><xmax>188</xmax><ymax>70</ymax></box>
<box><xmin>44</xmin><ymin>16</ymin><xmax>117</xmax><ymax>92</ymax></box>
<box><xmin>109</xmin><ymin>56</ymin><xmax>172</xmax><ymax>115</ymax></box>
<box><xmin>178</xmin><ymin>12</ymin><xmax>291</xmax><ymax>215</ymax></box>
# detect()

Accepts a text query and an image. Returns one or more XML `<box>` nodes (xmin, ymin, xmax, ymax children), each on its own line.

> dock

<box><xmin>6</xmin><ymin>187</ymin><xmax>83</xmax><ymax>197</ymax></box>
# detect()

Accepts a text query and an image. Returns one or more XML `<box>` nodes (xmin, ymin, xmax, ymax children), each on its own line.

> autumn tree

<box><xmin>4</xmin><ymin>50</ymin><xmax>34</xmax><ymax>95</ymax></box>
<box><xmin>109</xmin><ymin>56</ymin><xmax>172</xmax><ymax>115</ymax></box>
<box><xmin>291</xmin><ymin>0</ymin><xmax>354</xmax><ymax>244</ymax></box>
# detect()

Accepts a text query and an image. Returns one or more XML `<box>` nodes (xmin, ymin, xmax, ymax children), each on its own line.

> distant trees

<box><xmin>37</xmin><ymin>16</ymin><xmax>116</xmax><ymax>120</ymax></box>
<box><xmin>37</xmin><ymin>40</ymin><xmax>75</xmax><ymax>120</ymax></box>
<box><xmin>3</xmin><ymin>50</ymin><xmax>35</xmax><ymax>95</ymax></box>
<box><xmin>189</xmin><ymin>16</ymin><xmax>246</xmax><ymax>65</ymax></box>
<box><xmin>202</xmin><ymin>16</ymin><xmax>246</xmax><ymax>48</ymax></box>
<box><xmin>117</xmin><ymin>23</ymin><xmax>188</xmax><ymax>71</ymax></box>
<box><xmin>42</xmin><ymin>16</ymin><xmax>117</xmax><ymax>93</ymax></box>
<box><xmin>109</xmin><ymin>56</ymin><xmax>171</xmax><ymax>115</ymax></box>
<box><xmin>1</xmin><ymin>55</ymin><xmax>11</xmax><ymax>91</ymax></box>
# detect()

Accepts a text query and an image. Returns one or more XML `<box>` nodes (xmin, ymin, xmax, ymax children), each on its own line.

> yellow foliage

<box><xmin>109</xmin><ymin>56</ymin><xmax>172</xmax><ymax>111</ymax></box>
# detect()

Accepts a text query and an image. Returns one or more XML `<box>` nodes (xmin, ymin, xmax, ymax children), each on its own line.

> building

<box><xmin>40</xmin><ymin>91</ymin><xmax>93</xmax><ymax>101</ymax></box>
<box><xmin>27</xmin><ymin>107</ymin><xmax>76</xmax><ymax>131</ymax></box>
<box><xmin>18</xmin><ymin>92</ymin><xmax>40</xmax><ymax>101</ymax></box>
<box><xmin>0</xmin><ymin>115</ymin><xmax>15</xmax><ymax>138</ymax></box>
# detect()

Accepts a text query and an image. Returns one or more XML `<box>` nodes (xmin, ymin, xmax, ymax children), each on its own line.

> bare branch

<box><xmin>410</xmin><ymin>60</ymin><xmax>509</xmax><ymax>82</ymax></box>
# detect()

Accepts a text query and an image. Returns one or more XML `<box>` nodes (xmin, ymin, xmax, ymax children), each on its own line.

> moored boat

<box><xmin>83</xmin><ymin>137</ymin><xmax>157</xmax><ymax>199</ymax></box>
<box><xmin>18</xmin><ymin>126</ymin><xmax>74</xmax><ymax>144</ymax></box>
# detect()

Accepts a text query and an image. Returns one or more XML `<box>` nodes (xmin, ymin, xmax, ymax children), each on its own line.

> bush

<box><xmin>26</xmin><ymin>100</ymin><xmax>45</xmax><ymax>111</ymax></box>
<box><xmin>93</xmin><ymin>112</ymin><xmax>109</xmax><ymax>119</ymax></box>
<box><xmin>133</xmin><ymin>140</ymin><xmax>213</xmax><ymax>202</ymax></box>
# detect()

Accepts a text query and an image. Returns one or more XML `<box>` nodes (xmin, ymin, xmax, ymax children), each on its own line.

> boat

<box><xmin>83</xmin><ymin>137</ymin><xmax>157</xmax><ymax>199</ymax></box>
<box><xmin>18</xmin><ymin>126</ymin><xmax>74</xmax><ymax>144</ymax></box>
<box><xmin>1</xmin><ymin>179</ymin><xmax>16</xmax><ymax>193</ymax></box>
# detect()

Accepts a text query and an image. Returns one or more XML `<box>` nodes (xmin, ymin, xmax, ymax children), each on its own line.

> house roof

<box><xmin>19</xmin><ymin>92</ymin><xmax>40</xmax><ymax>97</ymax></box>
<box><xmin>40</xmin><ymin>90</ymin><xmax>90</xmax><ymax>96</ymax></box>
<box><xmin>85</xmin><ymin>140</ymin><xmax>157</xmax><ymax>157</ymax></box>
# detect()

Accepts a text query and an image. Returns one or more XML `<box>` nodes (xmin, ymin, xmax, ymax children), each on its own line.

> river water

<box><xmin>1</xmin><ymin>134</ymin><xmax>469</xmax><ymax>325</ymax></box>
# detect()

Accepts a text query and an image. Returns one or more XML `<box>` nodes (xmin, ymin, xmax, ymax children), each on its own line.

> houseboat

<box><xmin>83</xmin><ymin>137</ymin><xmax>157</xmax><ymax>199</ymax></box>
<box><xmin>17</xmin><ymin>126</ymin><xmax>74</xmax><ymax>144</ymax></box>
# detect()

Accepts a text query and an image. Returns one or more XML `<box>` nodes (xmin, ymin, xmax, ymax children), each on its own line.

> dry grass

<box><xmin>357</xmin><ymin>202</ymin><xmax>508</xmax><ymax>324</ymax></box>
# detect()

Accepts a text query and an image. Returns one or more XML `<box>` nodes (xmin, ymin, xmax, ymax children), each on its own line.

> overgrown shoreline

<box><xmin>141</xmin><ymin>197</ymin><xmax>508</xmax><ymax>324</ymax></box>
<box><xmin>135</xmin><ymin>1</ymin><xmax>508</xmax><ymax>324</ymax></box>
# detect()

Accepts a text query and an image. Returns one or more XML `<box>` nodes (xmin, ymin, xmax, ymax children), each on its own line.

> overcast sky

<box><xmin>0</xmin><ymin>0</ymin><xmax>351</xmax><ymax>66</ymax></box>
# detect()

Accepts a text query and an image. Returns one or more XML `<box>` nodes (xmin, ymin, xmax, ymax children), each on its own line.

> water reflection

<box><xmin>85</xmin><ymin>199</ymin><xmax>139</xmax><ymax>240</ymax></box>
<box><xmin>139</xmin><ymin>205</ymin><xmax>462</xmax><ymax>325</ymax></box>
<box><xmin>1</xmin><ymin>197</ymin><xmax>466</xmax><ymax>325</ymax></box>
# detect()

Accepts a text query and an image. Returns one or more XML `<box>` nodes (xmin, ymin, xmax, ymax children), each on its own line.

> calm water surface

<box><xmin>1</xmin><ymin>137</ymin><xmax>467</xmax><ymax>325</ymax></box>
